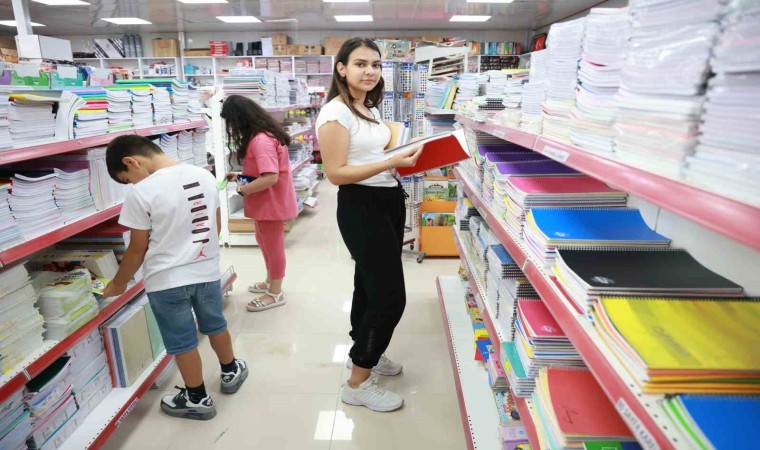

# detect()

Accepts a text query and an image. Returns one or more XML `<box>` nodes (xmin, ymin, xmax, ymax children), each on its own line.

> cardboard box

<box><xmin>286</xmin><ymin>45</ymin><xmax>299</xmax><ymax>56</ymax></box>
<box><xmin>422</xmin><ymin>36</ymin><xmax>444</xmax><ymax>43</ymax></box>
<box><xmin>324</xmin><ymin>36</ymin><xmax>348</xmax><ymax>55</ymax></box>
<box><xmin>271</xmin><ymin>34</ymin><xmax>288</xmax><ymax>46</ymax></box>
<box><xmin>272</xmin><ymin>45</ymin><xmax>288</xmax><ymax>56</ymax></box>
<box><xmin>418</xmin><ymin>201</ymin><xmax>458</xmax><ymax>256</ymax></box>
<box><xmin>152</xmin><ymin>38</ymin><xmax>179</xmax><ymax>57</ymax></box>
<box><xmin>297</xmin><ymin>45</ymin><xmax>323</xmax><ymax>56</ymax></box>
<box><xmin>184</xmin><ymin>48</ymin><xmax>211</xmax><ymax>56</ymax></box>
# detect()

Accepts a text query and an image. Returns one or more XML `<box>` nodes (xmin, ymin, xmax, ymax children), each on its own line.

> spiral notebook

<box><xmin>493</xmin><ymin>160</ymin><xmax>580</xmax><ymax>177</ymax></box>
<box><xmin>665</xmin><ymin>395</ymin><xmax>760</xmax><ymax>450</ymax></box>
<box><xmin>384</xmin><ymin>128</ymin><xmax>470</xmax><ymax>176</ymax></box>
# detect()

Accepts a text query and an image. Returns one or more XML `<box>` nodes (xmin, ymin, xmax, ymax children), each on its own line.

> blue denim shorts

<box><xmin>146</xmin><ymin>280</ymin><xmax>227</xmax><ymax>355</ymax></box>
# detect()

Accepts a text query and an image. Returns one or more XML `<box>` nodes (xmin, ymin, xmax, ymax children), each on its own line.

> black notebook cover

<box><xmin>557</xmin><ymin>249</ymin><xmax>744</xmax><ymax>294</ymax></box>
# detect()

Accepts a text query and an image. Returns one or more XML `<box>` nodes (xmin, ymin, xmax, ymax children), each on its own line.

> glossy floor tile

<box><xmin>103</xmin><ymin>181</ymin><xmax>465</xmax><ymax>450</ymax></box>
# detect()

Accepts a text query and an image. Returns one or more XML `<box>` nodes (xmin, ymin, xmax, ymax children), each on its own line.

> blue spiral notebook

<box><xmin>529</xmin><ymin>208</ymin><xmax>671</xmax><ymax>245</ymax></box>
<box><xmin>680</xmin><ymin>395</ymin><xmax>760</xmax><ymax>449</ymax></box>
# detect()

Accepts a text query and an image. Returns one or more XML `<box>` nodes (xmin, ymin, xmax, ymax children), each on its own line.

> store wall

<box><xmin>532</xmin><ymin>0</ymin><xmax>628</xmax><ymax>33</ymax></box>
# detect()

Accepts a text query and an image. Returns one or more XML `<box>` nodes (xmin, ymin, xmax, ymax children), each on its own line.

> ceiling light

<box><xmin>32</xmin><ymin>0</ymin><xmax>90</xmax><ymax>5</ymax></box>
<box><xmin>450</xmin><ymin>15</ymin><xmax>491</xmax><ymax>22</ymax></box>
<box><xmin>0</xmin><ymin>20</ymin><xmax>45</xmax><ymax>27</ymax></box>
<box><xmin>466</xmin><ymin>0</ymin><xmax>513</xmax><ymax>3</ymax></box>
<box><xmin>177</xmin><ymin>0</ymin><xmax>227</xmax><ymax>3</ymax></box>
<box><xmin>334</xmin><ymin>15</ymin><xmax>373</xmax><ymax>22</ymax></box>
<box><xmin>101</xmin><ymin>17</ymin><xmax>152</xmax><ymax>25</ymax></box>
<box><xmin>216</xmin><ymin>16</ymin><xmax>261</xmax><ymax>23</ymax></box>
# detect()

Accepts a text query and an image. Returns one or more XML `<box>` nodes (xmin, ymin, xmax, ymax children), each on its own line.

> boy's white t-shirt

<box><xmin>119</xmin><ymin>164</ymin><xmax>221</xmax><ymax>293</ymax></box>
<box><xmin>315</xmin><ymin>100</ymin><xmax>396</xmax><ymax>188</ymax></box>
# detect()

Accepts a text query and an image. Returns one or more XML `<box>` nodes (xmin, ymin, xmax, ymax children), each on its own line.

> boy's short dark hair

<box><xmin>106</xmin><ymin>135</ymin><xmax>164</xmax><ymax>183</ymax></box>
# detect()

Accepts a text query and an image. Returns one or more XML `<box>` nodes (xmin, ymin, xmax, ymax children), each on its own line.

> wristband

<box><xmin>387</xmin><ymin>159</ymin><xmax>394</xmax><ymax>171</ymax></box>
<box><xmin>236</xmin><ymin>185</ymin><xmax>246</xmax><ymax>197</ymax></box>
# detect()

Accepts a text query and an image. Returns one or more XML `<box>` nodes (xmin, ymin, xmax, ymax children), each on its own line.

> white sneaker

<box><xmin>341</xmin><ymin>376</ymin><xmax>403</xmax><ymax>412</ymax></box>
<box><xmin>346</xmin><ymin>354</ymin><xmax>403</xmax><ymax>376</ymax></box>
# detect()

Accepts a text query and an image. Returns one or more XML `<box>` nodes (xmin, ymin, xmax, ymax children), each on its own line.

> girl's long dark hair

<box><xmin>327</xmin><ymin>37</ymin><xmax>385</xmax><ymax>124</ymax></box>
<box><xmin>221</xmin><ymin>94</ymin><xmax>291</xmax><ymax>164</ymax></box>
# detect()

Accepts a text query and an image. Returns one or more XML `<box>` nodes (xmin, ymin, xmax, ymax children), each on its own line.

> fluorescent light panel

<box><xmin>334</xmin><ymin>15</ymin><xmax>373</xmax><ymax>22</ymax></box>
<box><xmin>450</xmin><ymin>15</ymin><xmax>491</xmax><ymax>22</ymax></box>
<box><xmin>216</xmin><ymin>15</ymin><xmax>261</xmax><ymax>23</ymax></box>
<box><xmin>101</xmin><ymin>17</ymin><xmax>152</xmax><ymax>25</ymax></box>
<box><xmin>0</xmin><ymin>20</ymin><xmax>45</xmax><ymax>27</ymax></box>
<box><xmin>177</xmin><ymin>0</ymin><xmax>227</xmax><ymax>3</ymax></box>
<box><xmin>32</xmin><ymin>0</ymin><xmax>90</xmax><ymax>5</ymax></box>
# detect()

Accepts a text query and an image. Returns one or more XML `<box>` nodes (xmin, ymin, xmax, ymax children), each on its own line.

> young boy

<box><xmin>102</xmin><ymin>135</ymin><xmax>247</xmax><ymax>421</ymax></box>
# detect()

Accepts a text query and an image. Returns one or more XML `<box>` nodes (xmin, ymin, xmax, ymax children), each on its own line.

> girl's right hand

<box><xmin>225</xmin><ymin>172</ymin><xmax>239</xmax><ymax>181</ymax></box>
<box><xmin>390</xmin><ymin>145</ymin><xmax>424</xmax><ymax>168</ymax></box>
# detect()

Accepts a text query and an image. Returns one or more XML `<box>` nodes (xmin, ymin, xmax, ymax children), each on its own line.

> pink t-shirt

<box><xmin>242</xmin><ymin>133</ymin><xmax>298</xmax><ymax>221</ymax></box>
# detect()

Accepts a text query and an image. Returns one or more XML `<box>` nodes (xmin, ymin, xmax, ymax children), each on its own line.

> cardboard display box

<box><xmin>297</xmin><ymin>45</ymin><xmax>323</xmax><ymax>56</ymax></box>
<box><xmin>272</xmin><ymin>45</ymin><xmax>288</xmax><ymax>56</ymax></box>
<box><xmin>286</xmin><ymin>45</ymin><xmax>299</xmax><ymax>56</ymax></box>
<box><xmin>324</xmin><ymin>36</ymin><xmax>348</xmax><ymax>55</ymax></box>
<box><xmin>271</xmin><ymin>34</ymin><xmax>288</xmax><ymax>46</ymax></box>
<box><xmin>184</xmin><ymin>48</ymin><xmax>211</xmax><ymax>56</ymax></box>
<box><xmin>153</xmin><ymin>38</ymin><xmax>179</xmax><ymax>57</ymax></box>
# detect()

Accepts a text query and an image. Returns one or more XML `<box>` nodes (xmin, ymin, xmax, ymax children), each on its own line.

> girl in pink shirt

<box><xmin>222</xmin><ymin>95</ymin><xmax>298</xmax><ymax>312</ymax></box>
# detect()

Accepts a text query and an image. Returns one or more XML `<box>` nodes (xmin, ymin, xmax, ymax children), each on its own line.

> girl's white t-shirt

<box><xmin>315</xmin><ymin>100</ymin><xmax>396</xmax><ymax>187</ymax></box>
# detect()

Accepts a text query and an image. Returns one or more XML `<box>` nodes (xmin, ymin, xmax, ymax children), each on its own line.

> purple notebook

<box><xmin>494</xmin><ymin>160</ymin><xmax>580</xmax><ymax>176</ymax></box>
<box><xmin>486</xmin><ymin>152</ymin><xmax>549</xmax><ymax>164</ymax></box>
<box><xmin>478</xmin><ymin>144</ymin><xmax>526</xmax><ymax>155</ymax></box>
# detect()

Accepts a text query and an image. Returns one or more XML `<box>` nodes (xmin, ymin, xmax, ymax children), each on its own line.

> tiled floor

<box><xmin>103</xmin><ymin>181</ymin><xmax>465</xmax><ymax>449</ymax></box>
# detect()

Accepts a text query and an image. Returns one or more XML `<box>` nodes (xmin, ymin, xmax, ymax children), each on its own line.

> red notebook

<box><xmin>509</xmin><ymin>176</ymin><xmax>623</xmax><ymax>194</ymax></box>
<box><xmin>385</xmin><ymin>129</ymin><xmax>470</xmax><ymax>176</ymax></box>
<box><xmin>518</xmin><ymin>299</ymin><xmax>565</xmax><ymax>338</ymax></box>
<box><xmin>547</xmin><ymin>368</ymin><xmax>634</xmax><ymax>439</ymax></box>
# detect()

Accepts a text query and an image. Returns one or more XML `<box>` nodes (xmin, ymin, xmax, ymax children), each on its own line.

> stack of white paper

<box><xmin>193</xmin><ymin>127</ymin><xmax>209</xmax><ymax>167</ymax></box>
<box><xmin>7</xmin><ymin>171</ymin><xmax>63</xmax><ymax>239</ymax></box>
<box><xmin>159</xmin><ymin>134</ymin><xmax>180</xmax><ymax>161</ymax></box>
<box><xmin>85</xmin><ymin>147</ymin><xmax>128</xmax><ymax>210</ymax></box>
<box><xmin>485</xmin><ymin>70</ymin><xmax>507</xmax><ymax>95</ymax></box>
<box><xmin>542</xmin><ymin>17</ymin><xmax>586</xmax><ymax>143</ymax></box>
<box><xmin>521</xmin><ymin>50</ymin><xmax>549</xmax><ymax>133</ymax></box>
<box><xmin>0</xmin><ymin>185</ymin><xmax>23</xmax><ymax>251</ymax></box>
<box><xmin>614</xmin><ymin>0</ymin><xmax>722</xmax><ymax>177</ymax></box>
<box><xmin>177</xmin><ymin>130</ymin><xmax>195</xmax><ymax>165</ymax></box>
<box><xmin>569</xmin><ymin>8</ymin><xmax>630</xmax><ymax>154</ymax></box>
<box><xmin>275</xmin><ymin>75</ymin><xmax>291</xmax><ymax>107</ymax></box>
<box><xmin>0</xmin><ymin>94</ymin><xmax>13</xmax><ymax>150</ymax></box>
<box><xmin>131</xmin><ymin>89</ymin><xmax>153</xmax><ymax>128</ymax></box>
<box><xmin>67</xmin><ymin>328</ymin><xmax>113</xmax><ymax>421</ymax></box>
<box><xmin>171</xmin><ymin>79</ymin><xmax>190</xmax><ymax>122</ymax></box>
<box><xmin>685</xmin><ymin>1</ymin><xmax>760</xmax><ymax>206</ymax></box>
<box><xmin>0</xmin><ymin>264</ymin><xmax>44</xmax><ymax>378</ymax></box>
<box><xmin>455</xmin><ymin>74</ymin><xmax>485</xmax><ymax>113</ymax></box>
<box><xmin>37</xmin><ymin>269</ymin><xmax>99</xmax><ymax>340</ymax></box>
<box><xmin>152</xmin><ymin>87</ymin><xmax>173</xmax><ymax>125</ymax></box>
<box><xmin>8</xmin><ymin>94</ymin><xmax>57</xmax><ymax>146</ymax></box>
<box><xmin>105</xmin><ymin>89</ymin><xmax>133</xmax><ymax>133</ymax></box>
<box><xmin>188</xmin><ymin>87</ymin><xmax>202</xmax><ymax>121</ymax></box>
<box><xmin>53</xmin><ymin>168</ymin><xmax>98</xmax><ymax>224</ymax></box>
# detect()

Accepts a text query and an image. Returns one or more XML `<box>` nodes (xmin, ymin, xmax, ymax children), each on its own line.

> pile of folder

<box><xmin>192</xmin><ymin>127</ymin><xmax>209</xmax><ymax>167</ymax></box>
<box><xmin>152</xmin><ymin>87</ymin><xmax>173</xmax><ymax>125</ymax></box>
<box><xmin>0</xmin><ymin>388</ymin><xmax>32</xmax><ymax>449</ymax></box>
<box><xmin>68</xmin><ymin>89</ymin><xmax>109</xmax><ymax>139</ymax></box>
<box><xmin>0</xmin><ymin>94</ymin><xmax>11</xmax><ymax>150</ymax></box>
<box><xmin>0</xmin><ymin>185</ymin><xmax>24</xmax><ymax>251</ymax></box>
<box><xmin>0</xmin><ymin>264</ymin><xmax>45</xmax><ymax>377</ymax></box>
<box><xmin>523</xmin><ymin>208</ymin><xmax>671</xmax><ymax>268</ymax></box>
<box><xmin>67</xmin><ymin>328</ymin><xmax>113</xmax><ymax>421</ymax></box>
<box><xmin>105</xmin><ymin>89</ymin><xmax>133</xmax><ymax>133</ymax></box>
<box><xmin>531</xmin><ymin>367</ymin><xmax>636</xmax><ymax>449</ymax></box>
<box><xmin>35</xmin><ymin>269</ymin><xmax>100</xmax><ymax>340</ymax></box>
<box><xmin>542</xmin><ymin>17</ymin><xmax>586</xmax><ymax>143</ymax></box>
<box><xmin>520</xmin><ymin>50</ymin><xmax>548</xmax><ymax>133</ymax></box>
<box><xmin>7</xmin><ymin>93</ymin><xmax>57</xmax><ymax>146</ymax></box>
<box><xmin>4</xmin><ymin>171</ymin><xmax>63</xmax><ymax>240</ymax></box>
<box><xmin>53</xmin><ymin>168</ymin><xmax>98</xmax><ymax>225</ymax></box>
<box><xmin>569</xmin><ymin>7</ymin><xmax>629</xmax><ymax>155</ymax></box>
<box><xmin>613</xmin><ymin>0</ymin><xmax>722</xmax><ymax>177</ymax></box>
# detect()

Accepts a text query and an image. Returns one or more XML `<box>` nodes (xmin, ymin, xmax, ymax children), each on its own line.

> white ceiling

<box><xmin>0</xmin><ymin>0</ymin><xmax>603</xmax><ymax>36</ymax></box>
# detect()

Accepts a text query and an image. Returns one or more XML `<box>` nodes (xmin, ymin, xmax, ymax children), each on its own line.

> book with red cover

<box><xmin>546</xmin><ymin>368</ymin><xmax>634</xmax><ymax>440</ymax></box>
<box><xmin>509</xmin><ymin>176</ymin><xmax>623</xmax><ymax>195</ymax></box>
<box><xmin>518</xmin><ymin>299</ymin><xmax>565</xmax><ymax>339</ymax></box>
<box><xmin>385</xmin><ymin>129</ymin><xmax>471</xmax><ymax>176</ymax></box>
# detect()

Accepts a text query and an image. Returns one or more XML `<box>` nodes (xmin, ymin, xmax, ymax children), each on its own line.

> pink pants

<box><xmin>254</xmin><ymin>220</ymin><xmax>286</xmax><ymax>280</ymax></box>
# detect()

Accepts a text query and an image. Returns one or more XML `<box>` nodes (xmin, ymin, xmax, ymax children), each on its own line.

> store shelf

<box><xmin>0</xmin><ymin>281</ymin><xmax>144</xmax><ymax>403</ymax></box>
<box><xmin>514</xmin><ymin>398</ymin><xmax>541</xmax><ymax>450</ymax></box>
<box><xmin>59</xmin><ymin>353</ymin><xmax>172</xmax><ymax>450</ymax></box>
<box><xmin>425</xmin><ymin>108</ymin><xmax>457</xmax><ymax>116</ymax></box>
<box><xmin>0</xmin><ymin>204</ymin><xmax>122</xmax><ymax>268</ymax></box>
<box><xmin>453</xmin><ymin>167</ymin><xmax>686</xmax><ymax>449</ymax></box>
<box><xmin>455</xmin><ymin>114</ymin><xmax>760</xmax><ymax>251</ymax></box>
<box><xmin>289</xmin><ymin>127</ymin><xmax>313</xmax><ymax>139</ymax></box>
<box><xmin>263</xmin><ymin>104</ymin><xmax>316</xmax><ymax>113</ymax></box>
<box><xmin>0</xmin><ymin>120</ymin><xmax>208</xmax><ymax>166</ymax></box>
<box><xmin>436</xmin><ymin>276</ymin><xmax>501</xmax><ymax>450</ymax></box>
<box><xmin>291</xmin><ymin>157</ymin><xmax>312</xmax><ymax>174</ymax></box>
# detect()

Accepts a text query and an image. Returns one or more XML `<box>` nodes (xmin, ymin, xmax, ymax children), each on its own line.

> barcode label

<box><xmin>616</xmin><ymin>399</ymin><xmax>660</xmax><ymax>450</ymax></box>
<box><xmin>116</xmin><ymin>398</ymin><xmax>140</xmax><ymax>428</ymax></box>
<box><xmin>541</xmin><ymin>146</ymin><xmax>570</xmax><ymax>163</ymax></box>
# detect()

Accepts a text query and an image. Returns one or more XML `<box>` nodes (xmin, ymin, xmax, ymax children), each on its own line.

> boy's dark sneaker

<box><xmin>221</xmin><ymin>359</ymin><xmax>249</xmax><ymax>394</ymax></box>
<box><xmin>160</xmin><ymin>386</ymin><xmax>217</xmax><ymax>420</ymax></box>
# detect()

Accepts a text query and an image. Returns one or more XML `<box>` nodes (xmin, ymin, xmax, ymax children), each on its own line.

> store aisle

<box><xmin>103</xmin><ymin>181</ymin><xmax>465</xmax><ymax>450</ymax></box>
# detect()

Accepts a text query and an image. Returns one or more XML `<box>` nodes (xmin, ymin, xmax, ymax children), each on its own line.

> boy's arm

<box><xmin>102</xmin><ymin>228</ymin><xmax>149</xmax><ymax>298</ymax></box>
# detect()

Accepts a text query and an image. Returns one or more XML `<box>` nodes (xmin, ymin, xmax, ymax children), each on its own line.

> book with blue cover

<box><xmin>672</xmin><ymin>394</ymin><xmax>760</xmax><ymax>450</ymax></box>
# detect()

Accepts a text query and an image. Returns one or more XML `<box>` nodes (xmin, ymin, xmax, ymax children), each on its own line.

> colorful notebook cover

<box><xmin>583</xmin><ymin>442</ymin><xmax>643</xmax><ymax>450</ymax></box>
<box><xmin>510</xmin><ymin>176</ymin><xmax>623</xmax><ymax>195</ymax></box>
<box><xmin>494</xmin><ymin>160</ymin><xmax>579</xmax><ymax>177</ymax></box>
<box><xmin>486</xmin><ymin>152</ymin><xmax>548</xmax><ymax>164</ymax></box>
<box><xmin>386</xmin><ymin>129</ymin><xmax>470</xmax><ymax>177</ymax></box>
<box><xmin>518</xmin><ymin>299</ymin><xmax>565</xmax><ymax>338</ymax></box>
<box><xmin>678</xmin><ymin>395</ymin><xmax>760</xmax><ymax>450</ymax></box>
<box><xmin>530</xmin><ymin>208</ymin><xmax>670</xmax><ymax>244</ymax></box>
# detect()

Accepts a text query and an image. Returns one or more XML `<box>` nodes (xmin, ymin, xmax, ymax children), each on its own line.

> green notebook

<box><xmin>583</xmin><ymin>442</ymin><xmax>643</xmax><ymax>450</ymax></box>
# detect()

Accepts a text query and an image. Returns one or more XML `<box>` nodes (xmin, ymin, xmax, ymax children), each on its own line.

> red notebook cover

<box><xmin>547</xmin><ymin>368</ymin><xmax>634</xmax><ymax>439</ymax></box>
<box><xmin>389</xmin><ymin>129</ymin><xmax>471</xmax><ymax>177</ymax></box>
<box><xmin>509</xmin><ymin>176</ymin><xmax>622</xmax><ymax>195</ymax></box>
<box><xmin>518</xmin><ymin>299</ymin><xmax>565</xmax><ymax>338</ymax></box>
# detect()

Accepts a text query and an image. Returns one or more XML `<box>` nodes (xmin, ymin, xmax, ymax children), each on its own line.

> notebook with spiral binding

<box><xmin>384</xmin><ymin>128</ymin><xmax>470</xmax><ymax>177</ymax></box>
<box><xmin>493</xmin><ymin>160</ymin><xmax>580</xmax><ymax>177</ymax></box>
<box><xmin>528</xmin><ymin>208</ymin><xmax>671</xmax><ymax>245</ymax></box>
<box><xmin>668</xmin><ymin>394</ymin><xmax>760</xmax><ymax>449</ymax></box>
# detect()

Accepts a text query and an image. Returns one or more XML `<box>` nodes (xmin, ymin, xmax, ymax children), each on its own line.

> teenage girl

<box><xmin>316</xmin><ymin>37</ymin><xmax>423</xmax><ymax>412</ymax></box>
<box><xmin>222</xmin><ymin>95</ymin><xmax>298</xmax><ymax>312</ymax></box>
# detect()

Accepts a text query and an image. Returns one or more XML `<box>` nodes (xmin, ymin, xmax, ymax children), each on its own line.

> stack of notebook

<box><xmin>523</xmin><ymin>208</ymin><xmax>671</xmax><ymax>268</ymax></box>
<box><xmin>481</xmin><ymin>150</ymin><xmax>547</xmax><ymax>203</ymax></box>
<box><xmin>24</xmin><ymin>356</ymin><xmax>81</xmax><ymax>450</ymax></box>
<box><xmin>69</xmin><ymin>89</ymin><xmax>109</xmax><ymax>138</ymax></box>
<box><xmin>499</xmin><ymin>176</ymin><xmax>627</xmax><ymax>237</ymax></box>
<box><xmin>188</xmin><ymin>87</ymin><xmax>202</xmax><ymax>120</ymax></box>
<box><xmin>500</xmin><ymin>340</ymin><xmax>535</xmax><ymax>397</ymax></box>
<box><xmin>5</xmin><ymin>171</ymin><xmax>63</xmax><ymax>240</ymax></box>
<box><xmin>0</xmin><ymin>184</ymin><xmax>24</xmax><ymax>251</ymax></box>
<box><xmin>455</xmin><ymin>196</ymin><xmax>479</xmax><ymax>232</ymax></box>
<box><xmin>661</xmin><ymin>394</ymin><xmax>760</xmax><ymax>450</ymax></box>
<box><xmin>159</xmin><ymin>133</ymin><xmax>180</xmax><ymax>162</ymax></box>
<box><xmin>531</xmin><ymin>367</ymin><xmax>636</xmax><ymax>449</ymax></box>
<box><xmin>105</xmin><ymin>89</ymin><xmax>133</xmax><ymax>133</ymax></box>
<box><xmin>67</xmin><ymin>328</ymin><xmax>113</xmax><ymax>421</ymax></box>
<box><xmin>0</xmin><ymin>94</ymin><xmax>11</xmax><ymax>150</ymax></box>
<box><xmin>192</xmin><ymin>127</ymin><xmax>209</xmax><ymax>167</ymax></box>
<box><xmin>520</xmin><ymin>49</ymin><xmax>548</xmax><ymax>133</ymax></box>
<box><xmin>592</xmin><ymin>296</ymin><xmax>760</xmax><ymax>393</ymax></box>
<box><xmin>59</xmin><ymin>220</ymin><xmax>130</xmax><ymax>264</ymax></box>
<box><xmin>0</xmin><ymin>264</ymin><xmax>45</xmax><ymax>377</ymax></box>
<box><xmin>553</xmin><ymin>248</ymin><xmax>745</xmax><ymax>312</ymax></box>
<box><xmin>170</xmin><ymin>79</ymin><xmax>190</xmax><ymax>122</ymax></box>
<box><xmin>53</xmin><ymin>168</ymin><xmax>98</xmax><ymax>224</ymax></box>
<box><xmin>485</xmin><ymin>244</ymin><xmax>539</xmax><ymax>338</ymax></box>
<box><xmin>488</xmin><ymin>161</ymin><xmax>580</xmax><ymax>214</ymax></box>
<box><xmin>30</xmin><ymin>249</ymin><xmax>119</xmax><ymax>281</ymax></box>
<box><xmin>177</xmin><ymin>130</ymin><xmax>195</xmax><ymax>165</ymax></box>
<box><xmin>7</xmin><ymin>93</ymin><xmax>57</xmax><ymax>146</ymax></box>
<box><xmin>0</xmin><ymin>388</ymin><xmax>32</xmax><ymax>450</ymax></box>
<box><xmin>130</xmin><ymin>87</ymin><xmax>154</xmax><ymax>128</ymax></box>
<box><xmin>152</xmin><ymin>87</ymin><xmax>173</xmax><ymax>124</ymax></box>
<box><xmin>36</xmin><ymin>269</ymin><xmax>100</xmax><ymax>340</ymax></box>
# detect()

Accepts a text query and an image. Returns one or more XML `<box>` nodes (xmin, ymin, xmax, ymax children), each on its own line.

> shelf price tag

<box><xmin>492</xmin><ymin>129</ymin><xmax>506</xmax><ymax>140</ymax></box>
<box><xmin>116</xmin><ymin>398</ymin><xmax>140</xmax><ymax>428</ymax></box>
<box><xmin>616</xmin><ymin>399</ymin><xmax>660</xmax><ymax>450</ymax></box>
<box><xmin>539</xmin><ymin>145</ymin><xmax>570</xmax><ymax>163</ymax></box>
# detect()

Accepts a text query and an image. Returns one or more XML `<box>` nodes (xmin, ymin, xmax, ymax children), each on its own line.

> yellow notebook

<box><xmin>600</xmin><ymin>297</ymin><xmax>760</xmax><ymax>373</ymax></box>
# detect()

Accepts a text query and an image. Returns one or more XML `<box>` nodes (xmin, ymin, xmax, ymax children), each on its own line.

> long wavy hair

<box><xmin>221</xmin><ymin>94</ymin><xmax>291</xmax><ymax>164</ymax></box>
<box><xmin>327</xmin><ymin>37</ymin><xmax>385</xmax><ymax>124</ymax></box>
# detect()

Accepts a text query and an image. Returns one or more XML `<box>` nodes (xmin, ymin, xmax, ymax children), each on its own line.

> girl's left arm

<box><xmin>239</xmin><ymin>173</ymin><xmax>279</xmax><ymax>194</ymax></box>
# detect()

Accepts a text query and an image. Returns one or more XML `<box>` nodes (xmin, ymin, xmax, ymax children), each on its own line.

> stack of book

<box><xmin>152</xmin><ymin>87</ymin><xmax>173</xmax><ymax>124</ymax></box>
<box><xmin>485</xmin><ymin>243</ymin><xmax>539</xmax><ymax>339</ymax></box>
<box><xmin>105</xmin><ymin>89</ymin><xmax>133</xmax><ymax>133</ymax></box>
<box><xmin>223</xmin><ymin>69</ymin><xmax>276</xmax><ymax>107</ymax></box>
<box><xmin>0</xmin><ymin>184</ymin><xmax>24</xmax><ymax>251</ymax></box>
<box><xmin>177</xmin><ymin>130</ymin><xmax>195</xmax><ymax>165</ymax></box>
<box><xmin>0</xmin><ymin>94</ymin><xmax>11</xmax><ymax>150</ymax></box>
<box><xmin>188</xmin><ymin>87</ymin><xmax>202</xmax><ymax>120</ymax></box>
<box><xmin>0</xmin><ymin>388</ymin><xmax>32</xmax><ymax>449</ymax></box>
<box><xmin>170</xmin><ymin>79</ymin><xmax>190</xmax><ymax>122</ymax></box>
<box><xmin>67</xmin><ymin>328</ymin><xmax>113</xmax><ymax>421</ymax></box>
<box><xmin>159</xmin><ymin>133</ymin><xmax>180</xmax><ymax>161</ymax></box>
<box><xmin>481</xmin><ymin>147</ymin><xmax>542</xmax><ymax>202</ymax></box>
<box><xmin>69</xmin><ymin>89</ymin><xmax>109</xmax><ymax>138</ymax></box>
<box><xmin>520</xmin><ymin>49</ymin><xmax>548</xmax><ymax>133</ymax></box>
<box><xmin>35</xmin><ymin>269</ymin><xmax>100</xmax><ymax>340</ymax></box>
<box><xmin>8</xmin><ymin>93</ymin><xmax>57</xmax><ymax>146</ymax></box>
<box><xmin>53</xmin><ymin>168</ymin><xmax>98</xmax><ymax>224</ymax></box>
<box><xmin>130</xmin><ymin>87</ymin><xmax>154</xmax><ymax>128</ymax></box>
<box><xmin>6</xmin><ymin>171</ymin><xmax>63</xmax><ymax>239</ymax></box>
<box><xmin>485</xmin><ymin>70</ymin><xmax>507</xmax><ymax>96</ymax></box>
<box><xmin>0</xmin><ymin>264</ymin><xmax>45</xmax><ymax>376</ymax></box>
<box><xmin>192</xmin><ymin>127</ymin><xmax>209</xmax><ymax>167</ymax></box>
<box><xmin>454</xmin><ymin>196</ymin><xmax>479</xmax><ymax>232</ymax></box>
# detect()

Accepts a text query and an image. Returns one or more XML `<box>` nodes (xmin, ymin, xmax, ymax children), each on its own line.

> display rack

<box><xmin>436</xmin><ymin>276</ymin><xmax>501</xmax><ymax>450</ymax></box>
<box><xmin>453</xmin><ymin>167</ymin><xmax>689</xmax><ymax>449</ymax></box>
<box><xmin>455</xmin><ymin>115</ymin><xmax>760</xmax><ymax>252</ymax></box>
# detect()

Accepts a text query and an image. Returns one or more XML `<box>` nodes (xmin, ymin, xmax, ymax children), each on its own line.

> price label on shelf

<box><xmin>540</xmin><ymin>145</ymin><xmax>570</xmax><ymax>163</ymax></box>
<box><xmin>116</xmin><ymin>398</ymin><xmax>140</xmax><ymax>428</ymax></box>
<box><xmin>616</xmin><ymin>399</ymin><xmax>660</xmax><ymax>450</ymax></box>
<box><xmin>154</xmin><ymin>127</ymin><xmax>169</xmax><ymax>135</ymax></box>
<box><xmin>492</xmin><ymin>129</ymin><xmax>506</xmax><ymax>140</ymax></box>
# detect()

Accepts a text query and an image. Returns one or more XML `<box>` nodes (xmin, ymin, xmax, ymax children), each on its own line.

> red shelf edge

<box><xmin>436</xmin><ymin>277</ymin><xmax>476</xmax><ymax>450</ymax></box>
<box><xmin>454</xmin><ymin>169</ymin><xmax>674</xmax><ymax>449</ymax></box>
<box><xmin>89</xmin><ymin>354</ymin><xmax>173</xmax><ymax>450</ymax></box>
<box><xmin>514</xmin><ymin>397</ymin><xmax>542</xmax><ymax>450</ymax></box>
<box><xmin>456</xmin><ymin>115</ymin><xmax>760</xmax><ymax>252</ymax></box>
<box><xmin>0</xmin><ymin>205</ymin><xmax>123</xmax><ymax>267</ymax></box>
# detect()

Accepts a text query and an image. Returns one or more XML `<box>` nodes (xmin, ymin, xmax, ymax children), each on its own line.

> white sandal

<box><xmin>246</xmin><ymin>291</ymin><xmax>286</xmax><ymax>312</ymax></box>
<box><xmin>248</xmin><ymin>282</ymin><xmax>270</xmax><ymax>294</ymax></box>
